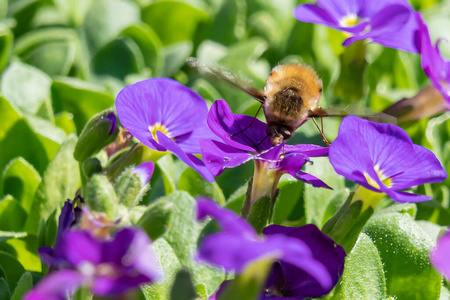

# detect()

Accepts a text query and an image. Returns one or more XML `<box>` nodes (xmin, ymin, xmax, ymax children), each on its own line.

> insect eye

<box><xmin>319</xmin><ymin>88</ymin><xmax>323</xmax><ymax>93</ymax></box>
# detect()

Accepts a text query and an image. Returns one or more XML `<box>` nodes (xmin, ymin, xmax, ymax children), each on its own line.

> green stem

<box><xmin>322</xmin><ymin>186</ymin><xmax>384</xmax><ymax>253</ymax></box>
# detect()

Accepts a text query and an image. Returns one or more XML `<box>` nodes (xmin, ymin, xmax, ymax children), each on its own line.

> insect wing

<box><xmin>186</xmin><ymin>57</ymin><xmax>265</xmax><ymax>103</ymax></box>
<box><xmin>309</xmin><ymin>106</ymin><xmax>397</xmax><ymax>124</ymax></box>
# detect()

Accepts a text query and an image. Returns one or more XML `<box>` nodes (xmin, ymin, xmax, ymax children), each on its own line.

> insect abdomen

<box><xmin>271</xmin><ymin>87</ymin><xmax>303</xmax><ymax>117</ymax></box>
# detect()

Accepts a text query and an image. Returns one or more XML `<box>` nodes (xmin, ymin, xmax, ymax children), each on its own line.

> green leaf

<box><xmin>51</xmin><ymin>77</ymin><xmax>115</xmax><ymax>133</ymax></box>
<box><xmin>83</xmin><ymin>0</ymin><xmax>140</xmax><ymax>52</ymax></box>
<box><xmin>4</xmin><ymin>235</ymin><xmax>41</xmax><ymax>272</ymax></box>
<box><xmin>272</xmin><ymin>180</ymin><xmax>304</xmax><ymax>225</ymax></box>
<box><xmin>91</xmin><ymin>38</ymin><xmax>144</xmax><ymax>79</ymax></box>
<box><xmin>210</xmin><ymin>0</ymin><xmax>246</xmax><ymax>45</ymax></box>
<box><xmin>10</xmin><ymin>271</ymin><xmax>32</xmax><ymax>300</ymax></box>
<box><xmin>0</xmin><ymin>96</ymin><xmax>21</xmax><ymax>141</ymax></box>
<box><xmin>333</xmin><ymin>40</ymin><xmax>367</xmax><ymax>103</ymax></box>
<box><xmin>0</xmin><ymin>195</ymin><xmax>27</xmax><ymax>231</ymax></box>
<box><xmin>170</xmin><ymin>269</ymin><xmax>196</xmax><ymax>300</ymax></box>
<box><xmin>162</xmin><ymin>41</ymin><xmax>193</xmax><ymax>77</ymax></box>
<box><xmin>178</xmin><ymin>167</ymin><xmax>225</xmax><ymax>205</ymax></box>
<box><xmin>0</xmin><ymin>252</ymin><xmax>25</xmax><ymax>293</ymax></box>
<box><xmin>26</xmin><ymin>115</ymin><xmax>66</xmax><ymax>147</ymax></box>
<box><xmin>0</xmin><ymin>62</ymin><xmax>51</xmax><ymax>116</ymax></box>
<box><xmin>137</xmin><ymin>201</ymin><xmax>174</xmax><ymax>241</ymax></box>
<box><xmin>53</xmin><ymin>0</ymin><xmax>93</xmax><ymax>27</ymax></box>
<box><xmin>304</xmin><ymin>157</ymin><xmax>347</xmax><ymax>227</ymax></box>
<box><xmin>333</xmin><ymin>233</ymin><xmax>386</xmax><ymax>299</ymax></box>
<box><xmin>159</xmin><ymin>191</ymin><xmax>199</xmax><ymax>263</ymax></box>
<box><xmin>363</xmin><ymin>212</ymin><xmax>442</xmax><ymax>299</ymax></box>
<box><xmin>121</xmin><ymin>23</ymin><xmax>164</xmax><ymax>77</ymax></box>
<box><xmin>375</xmin><ymin>202</ymin><xmax>416</xmax><ymax>218</ymax></box>
<box><xmin>25</xmin><ymin>135</ymin><xmax>80</xmax><ymax>234</ymax></box>
<box><xmin>0</xmin><ymin>0</ymin><xmax>7</xmax><ymax>19</ymax></box>
<box><xmin>54</xmin><ymin>111</ymin><xmax>76</xmax><ymax>135</ymax></box>
<box><xmin>0</xmin><ymin>277</ymin><xmax>10</xmax><ymax>300</ymax></box>
<box><xmin>141</xmin><ymin>1</ymin><xmax>208</xmax><ymax>45</ymax></box>
<box><xmin>143</xmin><ymin>238</ymin><xmax>181</xmax><ymax>300</ymax></box>
<box><xmin>156</xmin><ymin>155</ymin><xmax>176</xmax><ymax>195</ymax></box>
<box><xmin>0</xmin><ymin>26</ymin><xmax>13</xmax><ymax>75</ymax></box>
<box><xmin>218</xmin><ymin>258</ymin><xmax>273</xmax><ymax>300</ymax></box>
<box><xmin>158</xmin><ymin>191</ymin><xmax>224</xmax><ymax>296</ymax></box>
<box><xmin>0</xmin><ymin>119</ymin><xmax>54</xmax><ymax>176</ymax></box>
<box><xmin>14</xmin><ymin>28</ymin><xmax>78</xmax><ymax>76</ymax></box>
<box><xmin>1</xmin><ymin>158</ymin><xmax>40</xmax><ymax>214</ymax></box>
<box><xmin>0</xmin><ymin>232</ymin><xmax>27</xmax><ymax>243</ymax></box>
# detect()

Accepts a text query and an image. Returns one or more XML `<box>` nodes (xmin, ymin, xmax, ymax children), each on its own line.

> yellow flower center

<box><xmin>363</xmin><ymin>164</ymin><xmax>392</xmax><ymax>190</ymax></box>
<box><xmin>148</xmin><ymin>122</ymin><xmax>170</xmax><ymax>142</ymax></box>
<box><xmin>340</xmin><ymin>14</ymin><xmax>360</xmax><ymax>27</ymax></box>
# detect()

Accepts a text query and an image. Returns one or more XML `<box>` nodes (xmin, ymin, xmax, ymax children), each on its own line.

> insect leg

<box><xmin>228</xmin><ymin>105</ymin><xmax>262</xmax><ymax>137</ymax></box>
<box><xmin>312</xmin><ymin>117</ymin><xmax>331</xmax><ymax>146</ymax></box>
<box><xmin>279</xmin><ymin>143</ymin><xmax>285</xmax><ymax>159</ymax></box>
<box><xmin>251</xmin><ymin>134</ymin><xmax>269</xmax><ymax>148</ymax></box>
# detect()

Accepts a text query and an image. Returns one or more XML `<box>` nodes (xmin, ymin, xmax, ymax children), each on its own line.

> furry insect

<box><xmin>188</xmin><ymin>58</ymin><xmax>332</xmax><ymax>146</ymax></box>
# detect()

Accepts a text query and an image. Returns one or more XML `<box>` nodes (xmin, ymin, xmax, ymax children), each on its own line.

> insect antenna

<box><xmin>228</xmin><ymin>105</ymin><xmax>263</xmax><ymax>137</ymax></box>
<box><xmin>311</xmin><ymin>117</ymin><xmax>331</xmax><ymax>146</ymax></box>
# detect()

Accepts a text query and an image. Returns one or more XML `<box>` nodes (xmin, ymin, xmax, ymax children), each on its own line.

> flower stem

<box><xmin>322</xmin><ymin>185</ymin><xmax>384</xmax><ymax>252</ymax></box>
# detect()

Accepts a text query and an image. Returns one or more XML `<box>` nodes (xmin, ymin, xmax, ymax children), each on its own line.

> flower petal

<box><xmin>116</xmin><ymin>78</ymin><xmax>209</xmax><ymax>151</ymax></box>
<box><xmin>417</xmin><ymin>13</ymin><xmax>450</xmax><ymax>105</ymax></box>
<box><xmin>207</xmin><ymin>100</ymin><xmax>271</xmax><ymax>152</ymax></box>
<box><xmin>200</xmin><ymin>139</ymin><xmax>253</xmax><ymax>176</ymax></box>
<box><xmin>431</xmin><ymin>231</ymin><xmax>450</xmax><ymax>281</ymax></box>
<box><xmin>57</xmin><ymin>230</ymin><xmax>102</xmax><ymax>267</ymax></box>
<box><xmin>24</xmin><ymin>270</ymin><xmax>84</xmax><ymax>300</ymax></box>
<box><xmin>263</xmin><ymin>224</ymin><xmax>346</xmax><ymax>299</ymax></box>
<box><xmin>196</xmin><ymin>198</ymin><xmax>257</xmax><ymax>238</ymax></box>
<box><xmin>156</xmin><ymin>131</ymin><xmax>215</xmax><ymax>182</ymax></box>
<box><xmin>176</xmin><ymin>121</ymin><xmax>218</xmax><ymax>154</ymax></box>
<box><xmin>293</xmin><ymin>4</ymin><xmax>340</xmax><ymax>29</ymax></box>
<box><xmin>390</xmin><ymin>144</ymin><xmax>447</xmax><ymax>190</ymax></box>
<box><xmin>132</xmin><ymin>162</ymin><xmax>155</xmax><ymax>186</ymax></box>
<box><xmin>336</xmin><ymin>116</ymin><xmax>415</xmax><ymax>179</ymax></box>
<box><xmin>284</xmin><ymin>144</ymin><xmax>330</xmax><ymax>157</ymax></box>
<box><xmin>384</xmin><ymin>189</ymin><xmax>431</xmax><ymax>203</ymax></box>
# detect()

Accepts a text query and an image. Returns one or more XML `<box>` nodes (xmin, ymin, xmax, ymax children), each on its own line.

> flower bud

<box><xmin>115</xmin><ymin>162</ymin><xmax>154</xmax><ymax>208</ymax></box>
<box><xmin>83</xmin><ymin>157</ymin><xmax>102</xmax><ymax>178</ymax></box>
<box><xmin>74</xmin><ymin>109</ymin><xmax>119</xmax><ymax>162</ymax></box>
<box><xmin>85</xmin><ymin>174</ymin><xmax>119</xmax><ymax>218</ymax></box>
<box><xmin>137</xmin><ymin>201</ymin><xmax>173</xmax><ymax>241</ymax></box>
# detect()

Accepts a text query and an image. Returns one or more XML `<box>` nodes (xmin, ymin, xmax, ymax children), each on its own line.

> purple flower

<box><xmin>39</xmin><ymin>197</ymin><xmax>83</xmax><ymax>266</ymax></box>
<box><xmin>200</xmin><ymin>100</ymin><xmax>330</xmax><ymax>188</ymax></box>
<box><xmin>26</xmin><ymin>228</ymin><xmax>161</xmax><ymax>299</ymax></box>
<box><xmin>132</xmin><ymin>161</ymin><xmax>155</xmax><ymax>187</ymax></box>
<box><xmin>430</xmin><ymin>231</ymin><xmax>450</xmax><ymax>280</ymax></box>
<box><xmin>261</xmin><ymin>225</ymin><xmax>346</xmax><ymax>299</ymax></box>
<box><xmin>415</xmin><ymin>13</ymin><xmax>450</xmax><ymax>109</ymax></box>
<box><xmin>196</xmin><ymin>199</ymin><xmax>345</xmax><ymax>299</ymax></box>
<box><xmin>116</xmin><ymin>78</ymin><xmax>215</xmax><ymax>182</ymax></box>
<box><xmin>329</xmin><ymin>116</ymin><xmax>447</xmax><ymax>203</ymax></box>
<box><xmin>294</xmin><ymin>0</ymin><xmax>419</xmax><ymax>53</ymax></box>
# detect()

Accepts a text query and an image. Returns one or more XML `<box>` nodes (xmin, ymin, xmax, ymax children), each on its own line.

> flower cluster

<box><xmin>294</xmin><ymin>0</ymin><xmax>419</xmax><ymax>52</ymax></box>
<box><xmin>201</xmin><ymin>100</ymin><xmax>331</xmax><ymax>216</ymax></box>
<box><xmin>415</xmin><ymin>13</ymin><xmax>450</xmax><ymax>109</ymax></box>
<box><xmin>195</xmin><ymin>198</ymin><xmax>346</xmax><ymax>299</ymax></box>
<box><xmin>329</xmin><ymin>116</ymin><xmax>447</xmax><ymax>203</ymax></box>
<box><xmin>26</xmin><ymin>227</ymin><xmax>161</xmax><ymax>300</ymax></box>
<box><xmin>116</xmin><ymin>78</ymin><xmax>216</xmax><ymax>182</ymax></box>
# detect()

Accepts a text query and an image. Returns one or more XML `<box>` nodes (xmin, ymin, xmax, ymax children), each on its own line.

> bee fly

<box><xmin>187</xmin><ymin>58</ymin><xmax>392</xmax><ymax>147</ymax></box>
